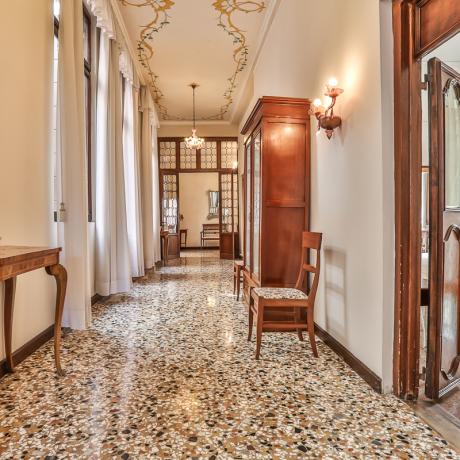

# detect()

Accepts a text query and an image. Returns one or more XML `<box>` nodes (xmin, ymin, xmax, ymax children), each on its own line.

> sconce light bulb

<box><xmin>328</xmin><ymin>77</ymin><xmax>338</xmax><ymax>88</ymax></box>
<box><xmin>232</xmin><ymin>160</ymin><xmax>238</xmax><ymax>169</ymax></box>
<box><xmin>313</xmin><ymin>98</ymin><xmax>322</xmax><ymax>108</ymax></box>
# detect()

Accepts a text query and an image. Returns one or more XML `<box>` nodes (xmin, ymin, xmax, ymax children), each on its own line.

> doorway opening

<box><xmin>393</xmin><ymin>0</ymin><xmax>460</xmax><ymax>436</ymax></box>
<box><xmin>158</xmin><ymin>137</ymin><xmax>239</xmax><ymax>261</ymax></box>
<box><xmin>418</xmin><ymin>32</ymin><xmax>460</xmax><ymax>426</ymax></box>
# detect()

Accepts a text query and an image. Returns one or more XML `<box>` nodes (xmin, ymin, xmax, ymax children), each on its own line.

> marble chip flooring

<box><xmin>0</xmin><ymin>251</ymin><xmax>459</xmax><ymax>459</ymax></box>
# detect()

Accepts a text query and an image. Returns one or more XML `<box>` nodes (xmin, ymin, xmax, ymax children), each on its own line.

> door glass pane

<box><xmin>245</xmin><ymin>142</ymin><xmax>251</xmax><ymax>266</ymax></box>
<box><xmin>220</xmin><ymin>174</ymin><xmax>232</xmax><ymax>233</ymax></box>
<box><xmin>221</xmin><ymin>141</ymin><xmax>238</xmax><ymax>169</ymax></box>
<box><xmin>159</xmin><ymin>141</ymin><xmax>176</xmax><ymax>169</ymax></box>
<box><xmin>180</xmin><ymin>142</ymin><xmax>197</xmax><ymax>169</ymax></box>
<box><xmin>253</xmin><ymin>133</ymin><xmax>261</xmax><ymax>277</ymax></box>
<box><xmin>162</xmin><ymin>174</ymin><xmax>178</xmax><ymax>233</ymax></box>
<box><xmin>445</xmin><ymin>81</ymin><xmax>460</xmax><ymax>208</ymax></box>
<box><xmin>201</xmin><ymin>141</ymin><xmax>217</xmax><ymax>169</ymax></box>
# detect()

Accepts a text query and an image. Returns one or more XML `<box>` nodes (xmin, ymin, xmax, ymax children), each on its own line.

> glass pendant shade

<box><xmin>185</xmin><ymin>83</ymin><xmax>205</xmax><ymax>149</ymax></box>
<box><xmin>185</xmin><ymin>128</ymin><xmax>205</xmax><ymax>149</ymax></box>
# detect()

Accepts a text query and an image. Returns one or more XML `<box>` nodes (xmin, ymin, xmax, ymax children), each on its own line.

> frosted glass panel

<box><xmin>245</xmin><ymin>142</ymin><xmax>251</xmax><ymax>266</ymax></box>
<box><xmin>253</xmin><ymin>133</ymin><xmax>261</xmax><ymax>277</ymax></box>
<box><xmin>445</xmin><ymin>82</ymin><xmax>460</xmax><ymax>209</ymax></box>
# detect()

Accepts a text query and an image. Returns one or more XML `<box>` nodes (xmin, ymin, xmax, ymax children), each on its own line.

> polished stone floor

<box><xmin>0</xmin><ymin>251</ymin><xmax>458</xmax><ymax>459</ymax></box>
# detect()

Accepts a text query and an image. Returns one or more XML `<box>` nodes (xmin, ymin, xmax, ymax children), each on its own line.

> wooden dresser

<box><xmin>241</xmin><ymin>96</ymin><xmax>311</xmax><ymax>310</ymax></box>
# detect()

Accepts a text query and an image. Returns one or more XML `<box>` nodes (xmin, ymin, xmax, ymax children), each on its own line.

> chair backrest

<box><xmin>295</xmin><ymin>231</ymin><xmax>322</xmax><ymax>306</ymax></box>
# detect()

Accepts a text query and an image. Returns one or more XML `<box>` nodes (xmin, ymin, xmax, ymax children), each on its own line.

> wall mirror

<box><xmin>208</xmin><ymin>190</ymin><xmax>219</xmax><ymax>219</ymax></box>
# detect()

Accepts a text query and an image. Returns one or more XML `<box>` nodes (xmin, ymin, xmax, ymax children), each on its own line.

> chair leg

<box><xmin>236</xmin><ymin>270</ymin><xmax>241</xmax><ymax>300</ymax></box>
<box><xmin>295</xmin><ymin>307</ymin><xmax>304</xmax><ymax>341</ymax></box>
<box><xmin>248</xmin><ymin>307</ymin><xmax>253</xmax><ymax>341</ymax></box>
<box><xmin>255</xmin><ymin>304</ymin><xmax>264</xmax><ymax>359</ymax></box>
<box><xmin>233</xmin><ymin>270</ymin><xmax>236</xmax><ymax>295</ymax></box>
<box><xmin>307</xmin><ymin>308</ymin><xmax>318</xmax><ymax>357</ymax></box>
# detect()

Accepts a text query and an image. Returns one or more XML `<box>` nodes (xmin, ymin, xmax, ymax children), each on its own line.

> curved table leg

<box><xmin>46</xmin><ymin>264</ymin><xmax>67</xmax><ymax>376</ymax></box>
<box><xmin>4</xmin><ymin>277</ymin><xmax>17</xmax><ymax>372</ymax></box>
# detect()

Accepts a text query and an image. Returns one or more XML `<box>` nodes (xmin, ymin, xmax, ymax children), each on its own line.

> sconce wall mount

<box><xmin>310</xmin><ymin>79</ymin><xmax>344</xmax><ymax>139</ymax></box>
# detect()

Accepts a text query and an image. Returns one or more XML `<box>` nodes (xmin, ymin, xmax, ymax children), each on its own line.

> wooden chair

<box><xmin>249</xmin><ymin>231</ymin><xmax>322</xmax><ymax>359</ymax></box>
<box><xmin>233</xmin><ymin>260</ymin><xmax>244</xmax><ymax>300</ymax></box>
<box><xmin>200</xmin><ymin>223</ymin><xmax>220</xmax><ymax>248</ymax></box>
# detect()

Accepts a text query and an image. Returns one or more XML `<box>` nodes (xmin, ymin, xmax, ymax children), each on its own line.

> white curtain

<box><xmin>140</xmin><ymin>87</ymin><xmax>162</xmax><ymax>267</ymax></box>
<box><xmin>87</xmin><ymin>0</ymin><xmax>115</xmax><ymax>39</ymax></box>
<box><xmin>94</xmin><ymin>31</ymin><xmax>132</xmax><ymax>295</ymax></box>
<box><xmin>56</xmin><ymin>0</ymin><xmax>91</xmax><ymax>329</ymax></box>
<box><xmin>122</xmin><ymin>60</ymin><xmax>145</xmax><ymax>278</ymax></box>
<box><xmin>151</xmin><ymin>111</ymin><xmax>162</xmax><ymax>263</ymax></box>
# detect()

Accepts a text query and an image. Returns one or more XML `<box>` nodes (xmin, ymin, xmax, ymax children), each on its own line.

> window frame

<box><xmin>54</xmin><ymin>3</ymin><xmax>94</xmax><ymax>222</ymax></box>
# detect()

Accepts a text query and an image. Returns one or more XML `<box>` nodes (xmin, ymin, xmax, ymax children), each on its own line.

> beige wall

<box><xmin>0</xmin><ymin>0</ymin><xmax>56</xmax><ymax>359</ymax></box>
<box><xmin>239</xmin><ymin>0</ymin><xmax>394</xmax><ymax>391</ymax></box>
<box><xmin>179</xmin><ymin>173</ymin><xmax>219</xmax><ymax>247</ymax></box>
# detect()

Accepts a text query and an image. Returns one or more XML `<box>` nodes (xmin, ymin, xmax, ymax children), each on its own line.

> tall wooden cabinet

<box><xmin>241</xmin><ymin>96</ymin><xmax>311</xmax><ymax>306</ymax></box>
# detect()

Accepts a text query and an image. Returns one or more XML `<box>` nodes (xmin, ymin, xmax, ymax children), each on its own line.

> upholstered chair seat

<box><xmin>253</xmin><ymin>287</ymin><xmax>307</xmax><ymax>300</ymax></box>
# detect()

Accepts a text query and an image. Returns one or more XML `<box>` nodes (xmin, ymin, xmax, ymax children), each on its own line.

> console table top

<box><xmin>0</xmin><ymin>246</ymin><xmax>61</xmax><ymax>266</ymax></box>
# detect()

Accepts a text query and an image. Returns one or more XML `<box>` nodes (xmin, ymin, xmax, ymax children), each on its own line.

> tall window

<box><xmin>52</xmin><ymin>0</ymin><xmax>94</xmax><ymax>222</ymax></box>
<box><xmin>52</xmin><ymin>0</ymin><xmax>60</xmax><ymax>221</ymax></box>
<box><xmin>83</xmin><ymin>6</ymin><xmax>93</xmax><ymax>221</ymax></box>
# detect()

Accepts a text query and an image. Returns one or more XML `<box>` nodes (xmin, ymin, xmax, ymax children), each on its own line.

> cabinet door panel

<box><xmin>264</xmin><ymin>121</ymin><xmax>307</xmax><ymax>204</ymax></box>
<box><xmin>262</xmin><ymin>207</ymin><xmax>305</xmax><ymax>286</ymax></box>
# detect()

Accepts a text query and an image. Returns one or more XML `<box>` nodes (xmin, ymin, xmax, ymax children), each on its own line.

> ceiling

<box><xmin>118</xmin><ymin>0</ymin><xmax>271</xmax><ymax>122</ymax></box>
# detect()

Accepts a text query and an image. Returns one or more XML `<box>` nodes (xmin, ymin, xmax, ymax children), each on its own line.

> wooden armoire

<box><xmin>241</xmin><ymin>96</ymin><xmax>311</xmax><ymax>306</ymax></box>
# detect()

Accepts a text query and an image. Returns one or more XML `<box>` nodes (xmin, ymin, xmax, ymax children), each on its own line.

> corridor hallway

<box><xmin>0</xmin><ymin>251</ymin><xmax>457</xmax><ymax>458</ymax></box>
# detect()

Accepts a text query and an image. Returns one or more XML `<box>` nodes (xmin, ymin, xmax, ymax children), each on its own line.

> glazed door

<box><xmin>219</xmin><ymin>172</ymin><xmax>239</xmax><ymax>260</ymax></box>
<box><xmin>160</xmin><ymin>172</ymin><xmax>180</xmax><ymax>260</ymax></box>
<box><xmin>426</xmin><ymin>58</ymin><xmax>460</xmax><ymax>399</ymax></box>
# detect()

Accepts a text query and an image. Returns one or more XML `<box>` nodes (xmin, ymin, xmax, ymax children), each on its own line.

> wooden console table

<box><xmin>0</xmin><ymin>246</ymin><xmax>67</xmax><ymax>375</ymax></box>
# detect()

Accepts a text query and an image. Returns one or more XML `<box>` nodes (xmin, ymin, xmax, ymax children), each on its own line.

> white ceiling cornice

<box><xmin>160</xmin><ymin>120</ymin><xmax>233</xmax><ymax>127</ymax></box>
<box><xmin>230</xmin><ymin>0</ymin><xmax>281</xmax><ymax>124</ymax></box>
<box><xmin>110</xmin><ymin>0</ymin><xmax>145</xmax><ymax>86</ymax></box>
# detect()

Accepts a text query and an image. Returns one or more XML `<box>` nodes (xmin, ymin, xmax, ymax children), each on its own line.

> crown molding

<box><xmin>229</xmin><ymin>0</ymin><xmax>281</xmax><ymax>124</ymax></box>
<box><xmin>110</xmin><ymin>0</ymin><xmax>145</xmax><ymax>86</ymax></box>
<box><xmin>160</xmin><ymin>120</ymin><xmax>233</xmax><ymax>126</ymax></box>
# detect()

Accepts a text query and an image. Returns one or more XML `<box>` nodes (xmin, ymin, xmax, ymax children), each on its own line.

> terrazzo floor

<box><xmin>0</xmin><ymin>251</ymin><xmax>459</xmax><ymax>459</ymax></box>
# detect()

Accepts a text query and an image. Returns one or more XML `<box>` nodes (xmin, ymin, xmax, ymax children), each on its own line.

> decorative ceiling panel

<box><xmin>118</xmin><ymin>0</ymin><xmax>268</xmax><ymax>121</ymax></box>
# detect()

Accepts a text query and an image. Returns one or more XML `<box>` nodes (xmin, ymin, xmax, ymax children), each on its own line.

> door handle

<box><xmin>444</xmin><ymin>224</ymin><xmax>460</xmax><ymax>242</ymax></box>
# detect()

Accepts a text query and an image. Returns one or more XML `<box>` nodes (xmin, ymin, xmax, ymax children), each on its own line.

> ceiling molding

<box><xmin>160</xmin><ymin>120</ymin><xmax>233</xmax><ymax>126</ymax></box>
<box><xmin>230</xmin><ymin>0</ymin><xmax>281</xmax><ymax>124</ymax></box>
<box><xmin>110</xmin><ymin>0</ymin><xmax>146</xmax><ymax>86</ymax></box>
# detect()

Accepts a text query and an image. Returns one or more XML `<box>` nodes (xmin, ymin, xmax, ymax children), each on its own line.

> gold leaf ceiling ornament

<box><xmin>119</xmin><ymin>0</ymin><xmax>266</xmax><ymax>121</ymax></box>
<box><xmin>119</xmin><ymin>0</ymin><xmax>179</xmax><ymax>120</ymax></box>
<box><xmin>207</xmin><ymin>0</ymin><xmax>266</xmax><ymax>120</ymax></box>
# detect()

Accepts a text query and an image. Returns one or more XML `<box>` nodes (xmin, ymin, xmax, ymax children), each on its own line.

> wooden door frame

<box><xmin>393</xmin><ymin>0</ymin><xmax>460</xmax><ymax>399</ymax></box>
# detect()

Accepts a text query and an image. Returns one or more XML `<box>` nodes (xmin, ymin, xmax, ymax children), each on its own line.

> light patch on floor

<box><xmin>0</xmin><ymin>251</ymin><xmax>458</xmax><ymax>458</ymax></box>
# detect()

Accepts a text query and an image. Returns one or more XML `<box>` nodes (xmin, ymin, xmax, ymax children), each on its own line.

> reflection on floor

<box><xmin>0</xmin><ymin>251</ymin><xmax>458</xmax><ymax>458</ymax></box>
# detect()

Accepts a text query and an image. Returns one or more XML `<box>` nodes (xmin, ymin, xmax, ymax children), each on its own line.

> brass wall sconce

<box><xmin>310</xmin><ymin>78</ymin><xmax>344</xmax><ymax>139</ymax></box>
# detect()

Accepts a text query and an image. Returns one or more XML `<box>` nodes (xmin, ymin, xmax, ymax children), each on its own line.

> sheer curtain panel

<box><xmin>56</xmin><ymin>0</ymin><xmax>91</xmax><ymax>329</ymax></box>
<box><xmin>122</xmin><ymin>64</ymin><xmax>145</xmax><ymax>278</ymax></box>
<box><xmin>140</xmin><ymin>87</ymin><xmax>161</xmax><ymax>267</ymax></box>
<box><xmin>94</xmin><ymin>32</ymin><xmax>132</xmax><ymax>295</ymax></box>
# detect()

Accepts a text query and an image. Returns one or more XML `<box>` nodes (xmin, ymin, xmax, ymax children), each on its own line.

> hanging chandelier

<box><xmin>185</xmin><ymin>83</ymin><xmax>205</xmax><ymax>150</ymax></box>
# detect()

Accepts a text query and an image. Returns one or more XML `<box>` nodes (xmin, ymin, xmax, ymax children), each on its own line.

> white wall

<box><xmin>239</xmin><ymin>0</ymin><xmax>394</xmax><ymax>391</ymax></box>
<box><xmin>0</xmin><ymin>0</ymin><xmax>56</xmax><ymax>359</ymax></box>
<box><xmin>179</xmin><ymin>173</ymin><xmax>219</xmax><ymax>247</ymax></box>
